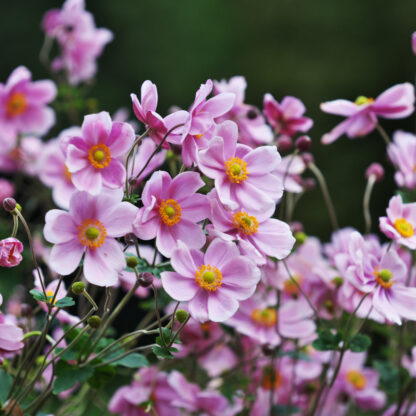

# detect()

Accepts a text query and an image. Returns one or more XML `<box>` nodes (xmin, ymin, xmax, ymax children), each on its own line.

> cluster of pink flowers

<box><xmin>4</xmin><ymin>3</ymin><xmax>416</xmax><ymax>416</ymax></box>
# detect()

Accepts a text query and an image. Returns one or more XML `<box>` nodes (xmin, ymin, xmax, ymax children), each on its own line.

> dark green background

<box><xmin>1</xmin><ymin>0</ymin><xmax>416</xmax><ymax>239</ymax></box>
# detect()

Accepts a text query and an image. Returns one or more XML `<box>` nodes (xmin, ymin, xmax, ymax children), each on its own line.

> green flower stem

<box><xmin>363</xmin><ymin>174</ymin><xmax>376</xmax><ymax>234</ymax></box>
<box><xmin>308</xmin><ymin>162</ymin><xmax>339</xmax><ymax>231</ymax></box>
<box><xmin>376</xmin><ymin>123</ymin><xmax>391</xmax><ymax>146</ymax></box>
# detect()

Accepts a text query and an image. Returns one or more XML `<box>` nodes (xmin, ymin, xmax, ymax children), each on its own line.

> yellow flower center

<box><xmin>251</xmin><ymin>308</ymin><xmax>278</xmax><ymax>327</ymax></box>
<box><xmin>87</xmin><ymin>144</ymin><xmax>111</xmax><ymax>169</ymax></box>
<box><xmin>283</xmin><ymin>275</ymin><xmax>302</xmax><ymax>297</ymax></box>
<box><xmin>394</xmin><ymin>218</ymin><xmax>414</xmax><ymax>238</ymax></box>
<box><xmin>224</xmin><ymin>157</ymin><xmax>249</xmax><ymax>184</ymax></box>
<box><xmin>262</xmin><ymin>367</ymin><xmax>282</xmax><ymax>390</ymax></box>
<box><xmin>373</xmin><ymin>266</ymin><xmax>394</xmax><ymax>289</ymax></box>
<box><xmin>195</xmin><ymin>133</ymin><xmax>204</xmax><ymax>140</ymax></box>
<box><xmin>195</xmin><ymin>264</ymin><xmax>222</xmax><ymax>292</ymax></box>
<box><xmin>6</xmin><ymin>92</ymin><xmax>28</xmax><ymax>117</ymax></box>
<box><xmin>46</xmin><ymin>290</ymin><xmax>57</xmax><ymax>305</ymax></box>
<box><xmin>158</xmin><ymin>199</ymin><xmax>182</xmax><ymax>226</ymax></box>
<box><xmin>78</xmin><ymin>218</ymin><xmax>107</xmax><ymax>249</ymax></box>
<box><xmin>63</xmin><ymin>164</ymin><xmax>72</xmax><ymax>183</ymax></box>
<box><xmin>354</xmin><ymin>96</ymin><xmax>374</xmax><ymax>106</ymax></box>
<box><xmin>232</xmin><ymin>211</ymin><xmax>259</xmax><ymax>235</ymax></box>
<box><xmin>346</xmin><ymin>370</ymin><xmax>367</xmax><ymax>390</ymax></box>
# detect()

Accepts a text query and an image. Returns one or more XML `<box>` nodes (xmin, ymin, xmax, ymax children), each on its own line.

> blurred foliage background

<box><xmin>1</xmin><ymin>0</ymin><xmax>416</xmax><ymax>278</ymax></box>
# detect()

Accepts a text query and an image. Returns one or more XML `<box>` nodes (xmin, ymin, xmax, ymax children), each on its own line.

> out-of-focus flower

<box><xmin>263</xmin><ymin>93</ymin><xmax>313</xmax><ymax>136</ymax></box>
<box><xmin>168</xmin><ymin>79</ymin><xmax>235</xmax><ymax>167</ymax></box>
<box><xmin>321</xmin><ymin>83</ymin><xmax>415</xmax><ymax>144</ymax></box>
<box><xmin>0</xmin><ymin>178</ymin><xmax>14</xmax><ymax>203</ymax></box>
<box><xmin>0</xmin><ymin>66</ymin><xmax>56</xmax><ymax>143</ymax></box>
<box><xmin>65</xmin><ymin>112</ymin><xmax>135</xmax><ymax>195</ymax></box>
<box><xmin>108</xmin><ymin>367</ymin><xmax>181</xmax><ymax>416</ymax></box>
<box><xmin>38</xmin><ymin>129</ymin><xmax>80</xmax><ymax>209</ymax></box>
<box><xmin>214</xmin><ymin>76</ymin><xmax>273</xmax><ymax>147</ymax></box>
<box><xmin>132</xmin><ymin>171</ymin><xmax>208</xmax><ymax>257</ymax></box>
<box><xmin>161</xmin><ymin>239</ymin><xmax>260</xmax><ymax>322</ymax></box>
<box><xmin>0</xmin><ymin>237</ymin><xmax>23</xmax><ymax>268</ymax></box>
<box><xmin>412</xmin><ymin>32</ymin><xmax>416</xmax><ymax>55</ymax></box>
<box><xmin>387</xmin><ymin>130</ymin><xmax>416</xmax><ymax>189</ymax></box>
<box><xmin>167</xmin><ymin>370</ymin><xmax>243</xmax><ymax>416</ymax></box>
<box><xmin>225</xmin><ymin>293</ymin><xmax>315</xmax><ymax>346</ymax></box>
<box><xmin>198</xmin><ymin>120</ymin><xmax>283</xmax><ymax>216</ymax></box>
<box><xmin>379</xmin><ymin>194</ymin><xmax>416</xmax><ymax>249</ymax></box>
<box><xmin>42</xmin><ymin>0</ymin><xmax>113</xmax><ymax>85</ymax></box>
<box><xmin>44</xmin><ymin>189</ymin><xmax>138</xmax><ymax>286</ymax></box>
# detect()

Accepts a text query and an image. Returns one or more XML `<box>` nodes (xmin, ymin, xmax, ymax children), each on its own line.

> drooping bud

<box><xmin>124</xmin><ymin>233</ymin><xmax>137</xmax><ymax>245</ymax></box>
<box><xmin>20</xmin><ymin>303</ymin><xmax>33</xmax><ymax>317</ymax></box>
<box><xmin>295</xmin><ymin>135</ymin><xmax>312</xmax><ymax>152</ymax></box>
<box><xmin>276</xmin><ymin>135</ymin><xmax>292</xmax><ymax>153</ymax></box>
<box><xmin>175</xmin><ymin>309</ymin><xmax>189</xmax><ymax>324</ymax></box>
<box><xmin>138</xmin><ymin>272</ymin><xmax>154</xmax><ymax>288</ymax></box>
<box><xmin>303</xmin><ymin>178</ymin><xmax>316</xmax><ymax>191</ymax></box>
<box><xmin>126</xmin><ymin>256</ymin><xmax>139</xmax><ymax>268</ymax></box>
<box><xmin>301</xmin><ymin>152</ymin><xmax>314</xmax><ymax>165</ymax></box>
<box><xmin>88</xmin><ymin>315</ymin><xmax>102</xmax><ymax>329</ymax></box>
<box><xmin>72</xmin><ymin>282</ymin><xmax>85</xmax><ymax>295</ymax></box>
<box><xmin>290</xmin><ymin>222</ymin><xmax>304</xmax><ymax>234</ymax></box>
<box><xmin>3</xmin><ymin>197</ymin><xmax>17</xmax><ymax>212</ymax></box>
<box><xmin>365</xmin><ymin>163</ymin><xmax>384</xmax><ymax>182</ymax></box>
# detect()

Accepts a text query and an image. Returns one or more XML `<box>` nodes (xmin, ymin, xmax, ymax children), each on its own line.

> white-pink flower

<box><xmin>44</xmin><ymin>189</ymin><xmax>138</xmax><ymax>286</ymax></box>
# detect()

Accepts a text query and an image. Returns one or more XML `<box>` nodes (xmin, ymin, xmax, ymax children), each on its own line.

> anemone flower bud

<box><xmin>365</xmin><ymin>163</ymin><xmax>384</xmax><ymax>182</ymax></box>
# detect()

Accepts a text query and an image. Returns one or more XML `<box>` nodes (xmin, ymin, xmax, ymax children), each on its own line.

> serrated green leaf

<box><xmin>111</xmin><ymin>353</ymin><xmax>149</xmax><ymax>368</ymax></box>
<box><xmin>0</xmin><ymin>370</ymin><xmax>12</xmax><ymax>404</ymax></box>
<box><xmin>349</xmin><ymin>334</ymin><xmax>371</xmax><ymax>352</ymax></box>
<box><xmin>53</xmin><ymin>361</ymin><xmax>93</xmax><ymax>394</ymax></box>
<box><xmin>312</xmin><ymin>330</ymin><xmax>342</xmax><ymax>351</ymax></box>
<box><xmin>87</xmin><ymin>365</ymin><xmax>115</xmax><ymax>389</ymax></box>
<box><xmin>55</xmin><ymin>297</ymin><xmax>75</xmax><ymax>308</ymax></box>
<box><xmin>30</xmin><ymin>289</ymin><xmax>48</xmax><ymax>302</ymax></box>
<box><xmin>152</xmin><ymin>346</ymin><xmax>174</xmax><ymax>359</ymax></box>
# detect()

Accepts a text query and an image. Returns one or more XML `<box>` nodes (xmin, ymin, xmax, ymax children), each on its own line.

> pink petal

<box><xmin>101</xmin><ymin>158</ymin><xmax>126</xmax><ymax>189</ymax></box>
<box><xmin>207</xmin><ymin>291</ymin><xmax>239</xmax><ymax>322</ymax></box>
<box><xmin>161</xmin><ymin>271</ymin><xmax>198</xmax><ymax>301</ymax></box>
<box><xmin>44</xmin><ymin>210</ymin><xmax>77</xmax><ymax>244</ymax></box>
<box><xmin>49</xmin><ymin>239</ymin><xmax>84</xmax><ymax>275</ymax></box>
<box><xmin>106</xmin><ymin>122</ymin><xmax>135</xmax><ymax>157</ymax></box>
<box><xmin>188</xmin><ymin>290</ymin><xmax>209</xmax><ymax>322</ymax></box>
<box><xmin>81</xmin><ymin>112</ymin><xmax>112</xmax><ymax>147</ymax></box>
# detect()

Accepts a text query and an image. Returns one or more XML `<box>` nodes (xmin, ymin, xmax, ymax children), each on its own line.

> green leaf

<box><xmin>374</xmin><ymin>360</ymin><xmax>399</xmax><ymax>394</ymax></box>
<box><xmin>348</xmin><ymin>334</ymin><xmax>371</xmax><ymax>352</ymax></box>
<box><xmin>53</xmin><ymin>361</ymin><xmax>93</xmax><ymax>394</ymax></box>
<box><xmin>272</xmin><ymin>404</ymin><xmax>301</xmax><ymax>415</ymax></box>
<box><xmin>87</xmin><ymin>365</ymin><xmax>115</xmax><ymax>389</ymax></box>
<box><xmin>0</xmin><ymin>370</ymin><xmax>12</xmax><ymax>404</ymax></box>
<box><xmin>55</xmin><ymin>297</ymin><xmax>75</xmax><ymax>308</ymax></box>
<box><xmin>55</xmin><ymin>348</ymin><xmax>78</xmax><ymax>362</ymax></box>
<box><xmin>277</xmin><ymin>350</ymin><xmax>312</xmax><ymax>361</ymax></box>
<box><xmin>312</xmin><ymin>330</ymin><xmax>342</xmax><ymax>351</ymax></box>
<box><xmin>29</xmin><ymin>289</ymin><xmax>48</xmax><ymax>303</ymax></box>
<box><xmin>152</xmin><ymin>346</ymin><xmax>174</xmax><ymax>359</ymax></box>
<box><xmin>112</xmin><ymin>353</ymin><xmax>149</xmax><ymax>368</ymax></box>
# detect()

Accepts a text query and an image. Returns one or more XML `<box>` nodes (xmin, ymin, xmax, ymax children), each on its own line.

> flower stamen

<box><xmin>251</xmin><ymin>308</ymin><xmax>278</xmax><ymax>327</ymax></box>
<box><xmin>159</xmin><ymin>199</ymin><xmax>182</xmax><ymax>226</ymax></box>
<box><xmin>232</xmin><ymin>211</ymin><xmax>259</xmax><ymax>235</ymax></box>
<box><xmin>6</xmin><ymin>92</ymin><xmax>28</xmax><ymax>117</ymax></box>
<box><xmin>394</xmin><ymin>218</ymin><xmax>414</xmax><ymax>238</ymax></box>
<box><xmin>195</xmin><ymin>264</ymin><xmax>222</xmax><ymax>292</ymax></box>
<box><xmin>87</xmin><ymin>144</ymin><xmax>111</xmax><ymax>169</ymax></box>
<box><xmin>224</xmin><ymin>157</ymin><xmax>249</xmax><ymax>184</ymax></box>
<box><xmin>78</xmin><ymin>218</ymin><xmax>107</xmax><ymax>249</ymax></box>
<box><xmin>346</xmin><ymin>370</ymin><xmax>367</xmax><ymax>390</ymax></box>
<box><xmin>373</xmin><ymin>266</ymin><xmax>394</xmax><ymax>289</ymax></box>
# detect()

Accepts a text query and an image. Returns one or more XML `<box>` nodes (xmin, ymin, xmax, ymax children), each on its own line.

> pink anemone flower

<box><xmin>207</xmin><ymin>190</ymin><xmax>295</xmax><ymax>265</ymax></box>
<box><xmin>341</xmin><ymin>231</ymin><xmax>416</xmax><ymax>325</ymax></box>
<box><xmin>44</xmin><ymin>189</ymin><xmax>138</xmax><ymax>287</ymax></box>
<box><xmin>168</xmin><ymin>79</ymin><xmax>235</xmax><ymax>167</ymax></box>
<box><xmin>0</xmin><ymin>237</ymin><xmax>23</xmax><ymax>268</ymax></box>
<box><xmin>161</xmin><ymin>238</ymin><xmax>260</xmax><ymax>322</ymax></box>
<box><xmin>263</xmin><ymin>93</ymin><xmax>313</xmax><ymax>136</ymax></box>
<box><xmin>197</xmin><ymin>120</ymin><xmax>284</xmax><ymax>216</ymax></box>
<box><xmin>0</xmin><ymin>295</ymin><xmax>24</xmax><ymax>363</ymax></box>
<box><xmin>225</xmin><ymin>293</ymin><xmax>315</xmax><ymax>346</ymax></box>
<box><xmin>132</xmin><ymin>171</ymin><xmax>208</xmax><ymax>257</ymax></box>
<box><xmin>0</xmin><ymin>66</ymin><xmax>56</xmax><ymax>142</ymax></box>
<box><xmin>387</xmin><ymin>131</ymin><xmax>416</xmax><ymax>190</ymax></box>
<box><xmin>320</xmin><ymin>83</ymin><xmax>415</xmax><ymax>144</ymax></box>
<box><xmin>214</xmin><ymin>76</ymin><xmax>273</xmax><ymax>147</ymax></box>
<box><xmin>65</xmin><ymin>111</ymin><xmax>135</xmax><ymax>195</ymax></box>
<box><xmin>379</xmin><ymin>194</ymin><xmax>416</xmax><ymax>249</ymax></box>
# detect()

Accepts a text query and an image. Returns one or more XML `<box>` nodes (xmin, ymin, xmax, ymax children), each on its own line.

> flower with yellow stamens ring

<box><xmin>158</xmin><ymin>199</ymin><xmax>182</xmax><ymax>226</ymax></box>
<box><xmin>87</xmin><ymin>144</ymin><xmax>111</xmax><ymax>169</ymax></box>
<box><xmin>232</xmin><ymin>211</ymin><xmax>259</xmax><ymax>235</ymax></box>
<box><xmin>77</xmin><ymin>218</ymin><xmax>107</xmax><ymax>249</ymax></box>
<box><xmin>224</xmin><ymin>156</ymin><xmax>249</xmax><ymax>184</ymax></box>
<box><xmin>194</xmin><ymin>264</ymin><xmax>222</xmax><ymax>292</ymax></box>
